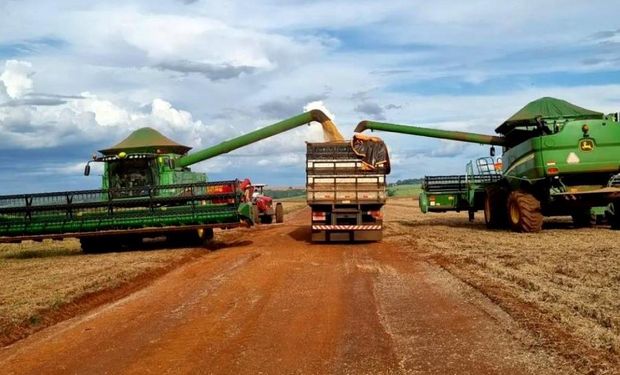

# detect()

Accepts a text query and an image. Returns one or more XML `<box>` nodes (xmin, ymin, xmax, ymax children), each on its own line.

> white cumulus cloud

<box><xmin>0</xmin><ymin>60</ymin><xmax>34</xmax><ymax>99</ymax></box>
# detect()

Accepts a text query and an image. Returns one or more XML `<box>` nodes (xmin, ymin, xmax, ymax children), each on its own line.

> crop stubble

<box><xmin>384</xmin><ymin>197</ymin><xmax>619</xmax><ymax>373</ymax></box>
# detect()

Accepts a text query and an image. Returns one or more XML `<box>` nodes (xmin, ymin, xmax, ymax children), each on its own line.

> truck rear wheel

<box><xmin>507</xmin><ymin>191</ymin><xmax>543</xmax><ymax>232</ymax></box>
<box><xmin>484</xmin><ymin>186</ymin><xmax>508</xmax><ymax>229</ymax></box>
<box><xmin>275</xmin><ymin>203</ymin><xmax>284</xmax><ymax>223</ymax></box>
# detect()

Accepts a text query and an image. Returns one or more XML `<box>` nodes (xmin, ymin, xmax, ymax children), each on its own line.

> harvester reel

<box><xmin>484</xmin><ymin>186</ymin><xmax>508</xmax><ymax>229</ymax></box>
<box><xmin>507</xmin><ymin>191</ymin><xmax>543</xmax><ymax>232</ymax></box>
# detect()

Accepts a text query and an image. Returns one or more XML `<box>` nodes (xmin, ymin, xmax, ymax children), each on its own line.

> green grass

<box><xmin>264</xmin><ymin>189</ymin><xmax>305</xmax><ymax>199</ymax></box>
<box><xmin>388</xmin><ymin>184</ymin><xmax>422</xmax><ymax>198</ymax></box>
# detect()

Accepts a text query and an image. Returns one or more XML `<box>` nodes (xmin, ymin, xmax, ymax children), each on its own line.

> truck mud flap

<box><xmin>311</xmin><ymin>225</ymin><xmax>382</xmax><ymax>242</ymax></box>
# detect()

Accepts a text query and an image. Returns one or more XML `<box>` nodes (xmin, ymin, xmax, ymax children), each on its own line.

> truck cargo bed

<box><xmin>306</xmin><ymin>142</ymin><xmax>387</xmax><ymax>242</ymax></box>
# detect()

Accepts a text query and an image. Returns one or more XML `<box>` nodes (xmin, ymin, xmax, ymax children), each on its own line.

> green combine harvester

<box><xmin>0</xmin><ymin>110</ymin><xmax>334</xmax><ymax>251</ymax></box>
<box><xmin>355</xmin><ymin>97</ymin><xmax>620</xmax><ymax>232</ymax></box>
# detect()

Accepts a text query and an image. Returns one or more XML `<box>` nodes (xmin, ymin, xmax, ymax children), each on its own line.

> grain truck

<box><xmin>306</xmin><ymin>134</ymin><xmax>390</xmax><ymax>241</ymax></box>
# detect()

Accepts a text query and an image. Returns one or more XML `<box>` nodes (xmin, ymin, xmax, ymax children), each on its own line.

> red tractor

<box><xmin>251</xmin><ymin>184</ymin><xmax>284</xmax><ymax>224</ymax></box>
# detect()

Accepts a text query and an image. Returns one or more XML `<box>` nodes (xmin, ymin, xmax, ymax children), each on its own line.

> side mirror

<box><xmin>84</xmin><ymin>164</ymin><xmax>91</xmax><ymax>176</ymax></box>
<box><xmin>490</xmin><ymin>146</ymin><xmax>496</xmax><ymax>157</ymax></box>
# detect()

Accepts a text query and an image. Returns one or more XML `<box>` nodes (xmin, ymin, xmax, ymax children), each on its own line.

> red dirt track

<box><xmin>0</xmin><ymin>207</ymin><xmax>563</xmax><ymax>374</ymax></box>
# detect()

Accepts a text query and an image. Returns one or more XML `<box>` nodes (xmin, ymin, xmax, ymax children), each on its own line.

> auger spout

<box><xmin>175</xmin><ymin>109</ymin><xmax>340</xmax><ymax>168</ymax></box>
<box><xmin>354</xmin><ymin>120</ymin><xmax>506</xmax><ymax>146</ymax></box>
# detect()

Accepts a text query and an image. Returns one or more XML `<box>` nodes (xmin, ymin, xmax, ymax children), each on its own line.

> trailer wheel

<box><xmin>484</xmin><ymin>186</ymin><xmax>508</xmax><ymax>229</ymax></box>
<box><xmin>275</xmin><ymin>203</ymin><xmax>284</xmax><ymax>223</ymax></box>
<box><xmin>507</xmin><ymin>191</ymin><xmax>543</xmax><ymax>232</ymax></box>
<box><xmin>571</xmin><ymin>208</ymin><xmax>593</xmax><ymax>228</ymax></box>
<box><xmin>609</xmin><ymin>201</ymin><xmax>620</xmax><ymax>230</ymax></box>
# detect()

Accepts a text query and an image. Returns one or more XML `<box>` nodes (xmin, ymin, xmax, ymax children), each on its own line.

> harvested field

<box><xmin>0</xmin><ymin>240</ymin><xmax>204</xmax><ymax>345</ymax></box>
<box><xmin>384</xmin><ymin>197</ymin><xmax>620</xmax><ymax>374</ymax></box>
<box><xmin>0</xmin><ymin>199</ymin><xmax>617</xmax><ymax>374</ymax></box>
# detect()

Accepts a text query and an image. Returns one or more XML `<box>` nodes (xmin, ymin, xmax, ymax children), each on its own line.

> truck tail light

<box><xmin>312</xmin><ymin>212</ymin><xmax>326</xmax><ymax>221</ymax></box>
<box><xmin>367</xmin><ymin>210</ymin><xmax>383</xmax><ymax>219</ymax></box>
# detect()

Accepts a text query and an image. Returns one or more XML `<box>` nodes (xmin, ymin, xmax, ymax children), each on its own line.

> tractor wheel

<box><xmin>252</xmin><ymin>204</ymin><xmax>260</xmax><ymax>225</ymax></box>
<box><xmin>484</xmin><ymin>186</ymin><xmax>508</xmax><ymax>229</ymax></box>
<box><xmin>571</xmin><ymin>208</ymin><xmax>594</xmax><ymax>228</ymax></box>
<box><xmin>275</xmin><ymin>203</ymin><xmax>284</xmax><ymax>223</ymax></box>
<box><xmin>506</xmin><ymin>191</ymin><xmax>543</xmax><ymax>232</ymax></box>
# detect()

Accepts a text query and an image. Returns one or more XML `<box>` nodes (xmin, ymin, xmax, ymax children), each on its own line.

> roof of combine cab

<box><xmin>99</xmin><ymin>127</ymin><xmax>192</xmax><ymax>155</ymax></box>
<box><xmin>495</xmin><ymin>97</ymin><xmax>604</xmax><ymax>134</ymax></box>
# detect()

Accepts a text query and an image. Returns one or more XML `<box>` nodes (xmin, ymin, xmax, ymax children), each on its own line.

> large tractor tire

<box><xmin>251</xmin><ymin>204</ymin><xmax>260</xmax><ymax>225</ymax></box>
<box><xmin>571</xmin><ymin>208</ymin><xmax>594</xmax><ymax>228</ymax></box>
<box><xmin>275</xmin><ymin>203</ymin><xmax>284</xmax><ymax>223</ymax></box>
<box><xmin>506</xmin><ymin>191</ymin><xmax>543</xmax><ymax>233</ymax></box>
<box><xmin>484</xmin><ymin>186</ymin><xmax>508</xmax><ymax>229</ymax></box>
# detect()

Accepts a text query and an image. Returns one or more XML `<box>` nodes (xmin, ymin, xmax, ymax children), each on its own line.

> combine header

<box><xmin>419</xmin><ymin>157</ymin><xmax>503</xmax><ymax>221</ymax></box>
<box><xmin>0</xmin><ymin>110</ymin><xmax>335</xmax><ymax>250</ymax></box>
<box><xmin>355</xmin><ymin>97</ymin><xmax>620</xmax><ymax>232</ymax></box>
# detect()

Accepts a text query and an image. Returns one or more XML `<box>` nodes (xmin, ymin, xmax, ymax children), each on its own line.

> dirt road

<box><xmin>0</xmin><ymin>206</ymin><xmax>565</xmax><ymax>374</ymax></box>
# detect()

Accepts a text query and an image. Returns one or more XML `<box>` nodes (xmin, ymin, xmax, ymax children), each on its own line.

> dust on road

<box><xmin>0</xmin><ymin>203</ymin><xmax>572</xmax><ymax>374</ymax></box>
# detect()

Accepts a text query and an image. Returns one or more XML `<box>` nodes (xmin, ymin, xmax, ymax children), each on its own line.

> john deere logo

<box><xmin>580</xmin><ymin>139</ymin><xmax>594</xmax><ymax>152</ymax></box>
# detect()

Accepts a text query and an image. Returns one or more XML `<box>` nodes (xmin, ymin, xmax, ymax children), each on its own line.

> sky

<box><xmin>1</xmin><ymin>0</ymin><xmax>620</xmax><ymax>193</ymax></box>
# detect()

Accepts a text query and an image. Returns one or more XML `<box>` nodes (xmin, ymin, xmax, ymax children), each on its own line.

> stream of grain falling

<box><xmin>320</xmin><ymin>119</ymin><xmax>345</xmax><ymax>142</ymax></box>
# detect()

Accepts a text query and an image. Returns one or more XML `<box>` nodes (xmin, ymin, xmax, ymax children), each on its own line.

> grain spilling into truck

<box><xmin>306</xmin><ymin>134</ymin><xmax>390</xmax><ymax>241</ymax></box>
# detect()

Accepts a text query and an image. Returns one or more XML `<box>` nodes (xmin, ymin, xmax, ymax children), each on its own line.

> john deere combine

<box><xmin>355</xmin><ymin>97</ymin><xmax>620</xmax><ymax>232</ymax></box>
<box><xmin>0</xmin><ymin>110</ymin><xmax>334</xmax><ymax>251</ymax></box>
